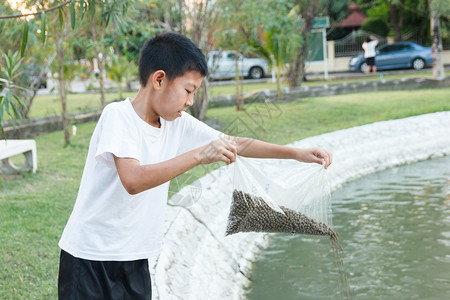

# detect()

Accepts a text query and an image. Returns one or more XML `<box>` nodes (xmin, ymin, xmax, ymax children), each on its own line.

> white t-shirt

<box><xmin>362</xmin><ymin>40</ymin><xmax>378</xmax><ymax>58</ymax></box>
<box><xmin>59</xmin><ymin>98</ymin><xmax>222</xmax><ymax>261</ymax></box>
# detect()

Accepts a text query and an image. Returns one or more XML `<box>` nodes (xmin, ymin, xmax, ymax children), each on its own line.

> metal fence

<box><xmin>334</xmin><ymin>30</ymin><xmax>386</xmax><ymax>58</ymax></box>
<box><xmin>402</xmin><ymin>28</ymin><xmax>450</xmax><ymax>50</ymax></box>
<box><xmin>334</xmin><ymin>29</ymin><xmax>450</xmax><ymax>57</ymax></box>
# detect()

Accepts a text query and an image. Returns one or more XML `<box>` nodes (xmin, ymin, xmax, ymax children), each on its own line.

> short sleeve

<box><xmin>176</xmin><ymin>113</ymin><xmax>223</xmax><ymax>155</ymax></box>
<box><xmin>94</xmin><ymin>107</ymin><xmax>140</xmax><ymax>167</ymax></box>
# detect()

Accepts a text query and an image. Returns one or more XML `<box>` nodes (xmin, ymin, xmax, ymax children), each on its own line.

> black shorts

<box><xmin>366</xmin><ymin>57</ymin><xmax>375</xmax><ymax>66</ymax></box>
<box><xmin>58</xmin><ymin>250</ymin><xmax>152</xmax><ymax>300</ymax></box>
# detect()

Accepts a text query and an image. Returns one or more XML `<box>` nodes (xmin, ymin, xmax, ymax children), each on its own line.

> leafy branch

<box><xmin>0</xmin><ymin>51</ymin><xmax>29</xmax><ymax>139</ymax></box>
<box><xmin>0</xmin><ymin>0</ymin><xmax>73</xmax><ymax>20</ymax></box>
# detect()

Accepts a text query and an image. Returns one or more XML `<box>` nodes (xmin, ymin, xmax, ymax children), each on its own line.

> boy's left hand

<box><xmin>296</xmin><ymin>147</ymin><xmax>333</xmax><ymax>169</ymax></box>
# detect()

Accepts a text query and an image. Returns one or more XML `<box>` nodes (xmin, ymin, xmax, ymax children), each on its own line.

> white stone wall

<box><xmin>151</xmin><ymin>111</ymin><xmax>450</xmax><ymax>299</ymax></box>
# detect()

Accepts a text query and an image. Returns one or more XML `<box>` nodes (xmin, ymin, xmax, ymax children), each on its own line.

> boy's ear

<box><xmin>151</xmin><ymin>70</ymin><xmax>166</xmax><ymax>90</ymax></box>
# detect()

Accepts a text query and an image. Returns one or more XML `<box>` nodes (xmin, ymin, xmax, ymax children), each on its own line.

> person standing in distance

<box><xmin>362</xmin><ymin>35</ymin><xmax>379</xmax><ymax>74</ymax></box>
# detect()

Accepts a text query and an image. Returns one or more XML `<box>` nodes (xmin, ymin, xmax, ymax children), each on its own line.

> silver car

<box><xmin>208</xmin><ymin>51</ymin><xmax>270</xmax><ymax>80</ymax></box>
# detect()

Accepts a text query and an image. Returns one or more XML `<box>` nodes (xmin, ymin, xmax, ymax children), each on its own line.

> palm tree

<box><xmin>106</xmin><ymin>55</ymin><xmax>136</xmax><ymax>100</ymax></box>
<box><xmin>250</xmin><ymin>25</ymin><xmax>300</xmax><ymax>97</ymax></box>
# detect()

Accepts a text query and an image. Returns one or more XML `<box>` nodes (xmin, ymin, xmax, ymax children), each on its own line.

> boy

<box><xmin>58</xmin><ymin>32</ymin><xmax>332</xmax><ymax>299</ymax></box>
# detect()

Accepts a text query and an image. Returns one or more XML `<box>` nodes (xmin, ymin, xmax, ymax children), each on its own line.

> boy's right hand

<box><xmin>195</xmin><ymin>137</ymin><xmax>237</xmax><ymax>165</ymax></box>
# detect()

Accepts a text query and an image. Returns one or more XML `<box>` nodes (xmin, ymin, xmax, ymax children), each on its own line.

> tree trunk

<box><xmin>178</xmin><ymin>0</ymin><xmax>184</xmax><ymax>34</ymax></box>
<box><xmin>276</xmin><ymin>63</ymin><xmax>282</xmax><ymax>97</ymax></box>
<box><xmin>22</xmin><ymin>54</ymin><xmax>56</xmax><ymax>119</ymax></box>
<box><xmin>234</xmin><ymin>46</ymin><xmax>244</xmax><ymax>111</ymax></box>
<box><xmin>92</xmin><ymin>23</ymin><xmax>106</xmax><ymax>108</ymax></box>
<box><xmin>389</xmin><ymin>1</ymin><xmax>405</xmax><ymax>42</ymax></box>
<box><xmin>23</xmin><ymin>65</ymin><xmax>45</xmax><ymax>119</ymax></box>
<box><xmin>57</xmin><ymin>33</ymin><xmax>69</xmax><ymax>144</ymax></box>
<box><xmin>98</xmin><ymin>27</ymin><xmax>106</xmax><ymax>108</ymax></box>
<box><xmin>287</xmin><ymin>2</ymin><xmax>320</xmax><ymax>88</ymax></box>
<box><xmin>428</xmin><ymin>0</ymin><xmax>445</xmax><ymax>79</ymax></box>
<box><xmin>190</xmin><ymin>78</ymin><xmax>210</xmax><ymax>120</ymax></box>
<box><xmin>190</xmin><ymin>0</ymin><xmax>208</xmax><ymax>48</ymax></box>
<box><xmin>288</xmin><ymin>45</ymin><xmax>308</xmax><ymax>87</ymax></box>
<box><xmin>188</xmin><ymin>0</ymin><xmax>212</xmax><ymax>120</ymax></box>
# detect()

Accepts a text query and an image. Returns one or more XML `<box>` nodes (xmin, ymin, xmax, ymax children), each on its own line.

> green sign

<box><xmin>299</xmin><ymin>16</ymin><xmax>330</xmax><ymax>29</ymax></box>
<box><xmin>308</xmin><ymin>30</ymin><xmax>324</xmax><ymax>62</ymax></box>
<box><xmin>313</xmin><ymin>17</ymin><xmax>330</xmax><ymax>29</ymax></box>
<box><xmin>298</xmin><ymin>17</ymin><xmax>329</xmax><ymax>63</ymax></box>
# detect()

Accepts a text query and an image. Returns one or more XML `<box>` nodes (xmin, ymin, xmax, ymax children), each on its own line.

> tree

<box><xmin>106</xmin><ymin>54</ymin><xmax>136</xmax><ymax>99</ymax></box>
<box><xmin>53</xmin><ymin>5</ymin><xmax>79</xmax><ymax>144</ymax></box>
<box><xmin>0</xmin><ymin>0</ymin><xmax>73</xmax><ymax>137</ymax></box>
<box><xmin>0</xmin><ymin>7</ymin><xmax>55</xmax><ymax>120</ymax></box>
<box><xmin>287</xmin><ymin>0</ymin><xmax>327</xmax><ymax>88</ymax></box>
<box><xmin>150</xmin><ymin>0</ymin><xmax>184</xmax><ymax>33</ymax></box>
<box><xmin>215</xmin><ymin>0</ymin><xmax>266</xmax><ymax>110</ymax></box>
<box><xmin>389</xmin><ymin>0</ymin><xmax>406</xmax><ymax>42</ymax></box>
<box><xmin>185</xmin><ymin>0</ymin><xmax>219</xmax><ymax>120</ymax></box>
<box><xmin>402</xmin><ymin>0</ymin><xmax>430</xmax><ymax>46</ymax></box>
<box><xmin>81</xmin><ymin>0</ymin><xmax>133</xmax><ymax>109</ymax></box>
<box><xmin>428</xmin><ymin>0</ymin><xmax>448</xmax><ymax>79</ymax></box>
<box><xmin>249</xmin><ymin>0</ymin><xmax>301</xmax><ymax>96</ymax></box>
<box><xmin>359</xmin><ymin>0</ymin><xmax>440</xmax><ymax>44</ymax></box>
<box><xmin>215</xmin><ymin>0</ymin><xmax>244</xmax><ymax>110</ymax></box>
<box><xmin>360</xmin><ymin>18</ymin><xmax>390</xmax><ymax>37</ymax></box>
<box><xmin>0</xmin><ymin>1</ymin><xmax>137</xmax><ymax>142</ymax></box>
<box><xmin>0</xmin><ymin>51</ymin><xmax>27</xmax><ymax>138</ymax></box>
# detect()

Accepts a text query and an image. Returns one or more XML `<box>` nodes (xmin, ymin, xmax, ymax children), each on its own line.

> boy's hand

<box><xmin>195</xmin><ymin>136</ymin><xmax>237</xmax><ymax>165</ymax></box>
<box><xmin>295</xmin><ymin>147</ymin><xmax>333</xmax><ymax>169</ymax></box>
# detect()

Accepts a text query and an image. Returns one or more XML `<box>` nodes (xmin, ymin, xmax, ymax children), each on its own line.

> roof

<box><xmin>337</xmin><ymin>4</ymin><xmax>367</xmax><ymax>28</ymax></box>
<box><xmin>348</xmin><ymin>3</ymin><xmax>360</xmax><ymax>10</ymax></box>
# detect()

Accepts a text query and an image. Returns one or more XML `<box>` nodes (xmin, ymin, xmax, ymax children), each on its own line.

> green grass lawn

<box><xmin>28</xmin><ymin>92</ymin><xmax>137</xmax><ymax>118</ymax></box>
<box><xmin>1</xmin><ymin>87</ymin><xmax>449</xmax><ymax>298</ymax></box>
<box><xmin>28</xmin><ymin>69</ymin><xmax>447</xmax><ymax>118</ymax></box>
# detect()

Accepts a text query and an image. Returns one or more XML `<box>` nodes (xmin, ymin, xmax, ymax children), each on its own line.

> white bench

<box><xmin>0</xmin><ymin>139</ymin><xmax>37</xmax><ymax>174</ymax></box>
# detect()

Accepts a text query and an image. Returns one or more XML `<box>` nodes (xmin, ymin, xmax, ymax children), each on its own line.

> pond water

<box><xmin>245</xmin><ymin>156</ymin><xmax>450</xmax><ymax>299</ymax></box>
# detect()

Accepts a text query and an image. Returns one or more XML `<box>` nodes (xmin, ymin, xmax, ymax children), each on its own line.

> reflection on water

<box><xmin>246</xmin><ymin>156</ymin><xmax>450</xmax><ymax>300</ymax></box>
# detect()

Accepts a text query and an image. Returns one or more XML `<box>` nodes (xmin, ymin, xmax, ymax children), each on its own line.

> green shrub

<box><xmin>361</xmin><ymin>18</ymin><xmax>390</xmax><ymax>37</ymax></box>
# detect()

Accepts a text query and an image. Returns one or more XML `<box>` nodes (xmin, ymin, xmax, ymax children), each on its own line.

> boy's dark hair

<box><xmin>365</xmin><ymin>37</ymin><xmax>371</xmax><ymax>43</ymax></box>
<box><xmin>138</xmin><ymin>32</ymin><xmax>208</xmax><ymax>87</ymax></box>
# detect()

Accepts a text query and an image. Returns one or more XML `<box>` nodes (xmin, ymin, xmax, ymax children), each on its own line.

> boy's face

<box><xmin>155</xmin><ymin>70</ymin><xmax>203</xmax><ymax>121</ymax></box>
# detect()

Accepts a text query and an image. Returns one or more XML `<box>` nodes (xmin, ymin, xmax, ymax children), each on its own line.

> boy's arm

<box><xmin>114</xmin><ymin>138</ymin><xmax>237</xmax><ymax>195</ymax></box>
<box><xmin>233</xmin><ymin>136</ymin><xmax>332</xmax><ymax>168</ymax></box>
<box><xmin>114</xmin><ymin>135</ymin><xmax>331</xmax><ymax>195</ymax></box>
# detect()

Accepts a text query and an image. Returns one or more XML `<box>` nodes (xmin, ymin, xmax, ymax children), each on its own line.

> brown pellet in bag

<box><xmin>226</xmin><ymin>190</ymin><xmax>341</xmax><ymax>251</ymax></box>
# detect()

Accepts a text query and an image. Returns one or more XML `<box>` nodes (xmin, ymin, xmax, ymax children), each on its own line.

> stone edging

<box><xmin>3</xmin><ymin>110</ymin><xmax>102</xmax><ymax>139</ymax></box>
<box><xmin>209</xmin><ymin>77</ymin><xmax>450</xmax><ymax>108</ymax></box>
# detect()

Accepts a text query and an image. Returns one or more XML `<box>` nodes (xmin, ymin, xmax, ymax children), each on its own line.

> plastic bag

<box><xmin>226</xmin><ymin>156</ymin><xmax>338</xmax><ymax>244</ymax></box>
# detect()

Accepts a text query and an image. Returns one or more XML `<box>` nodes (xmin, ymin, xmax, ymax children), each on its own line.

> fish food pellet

<box><xmin>226</xmin><ymin>190</ymin><xmax>341</xmax><ymax>249</ymax></box>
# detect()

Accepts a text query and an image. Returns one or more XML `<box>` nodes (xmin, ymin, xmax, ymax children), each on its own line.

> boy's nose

<box><xmin>186</xmin><ymin>95</ymin><xmax>194</xmax><ymax>107</ymax></box>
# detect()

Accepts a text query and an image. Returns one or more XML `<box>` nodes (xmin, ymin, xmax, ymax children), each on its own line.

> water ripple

<box><xmin>247</xmin><ymin>156</ymin><xmax>450</xmax><ymax>300</ymax></box>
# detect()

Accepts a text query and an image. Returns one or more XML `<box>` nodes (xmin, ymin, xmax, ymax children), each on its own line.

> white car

<box><xmin>207</xmin><ymin>51</ymin><xmax>270</xmax><ymax>80</ymax></box>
